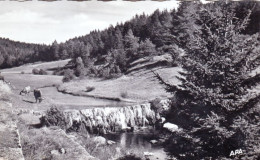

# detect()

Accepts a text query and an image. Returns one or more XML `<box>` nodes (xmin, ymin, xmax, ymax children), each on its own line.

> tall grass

<box><xmin>0</xmin><ymin>81</ymin><xmax>11</xmax><ymax>101</ymax></box>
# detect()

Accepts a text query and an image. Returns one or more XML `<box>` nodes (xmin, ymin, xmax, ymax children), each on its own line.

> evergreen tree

<box><xmin>114</xmin><ymin>27</ymin><xmax>124</xmax><ymax>50</ymax></box>
<box><xmin>50</xmin><ymin>40</ymin><xmax>59</xmax><ymax>60</ymax></box>
<box><xmin>138</xmin><ymin>38</ymin><xmax>156</xmax><ymax>57</ymax></box>
<box><xmin>175</xmin><ymin>1</ymin><xmax>260</xmax><ymax>113</ymax></box>
<box><xmin>124</xmin><ymin>29</ymin><xmax>139</xmax><ymax>59</ymax></box>
<box><xmin>75</xmin><ymin>57</ymin><xmax>86</xmax><ymax>77</ymax></box>
<box><xmin>156</xmin><ymin>1</ymin><xmax>260</xmax><ymax>159</ymax></box>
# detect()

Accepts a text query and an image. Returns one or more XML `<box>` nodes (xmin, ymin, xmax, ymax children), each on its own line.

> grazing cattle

<box><xmin>34</xmin><ymin>89</ymin><xmax>44</xmax><ymax>103</ymax></box>
<box><xmin>20</xmin><ymin>86</ymin><xmax>31</xmax><ymax>95</ymax></box>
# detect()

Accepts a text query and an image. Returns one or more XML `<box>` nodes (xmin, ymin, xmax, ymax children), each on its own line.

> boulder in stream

<box><xmin>92</xmin><ymin>136</ymin><xmax>107</xmax><ymax>146</ymax></box>
<box><xmin>163</xmin><ymin>122</ymin><xmax>179</xmax><ymax>132</ymax></box>
<box><xmin>150</xmin><ymin>140</ymin><xmax>158</xmax><ymax>144</ymax></box>
<box><xmin>107</xmin><ymin>140</ymin><xmax>116</xmax><ymax>145</ymax></box>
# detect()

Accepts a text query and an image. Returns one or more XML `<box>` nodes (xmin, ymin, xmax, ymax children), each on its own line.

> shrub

<box><xmin>155</xmin><ymin>1</ymin><xmax>260</xmax><ymax>159</ymax></box>
<box><xmin>0</xmin><ymin>81</ymin><xmax>11</xmax><ymax>101</ymax></box>
<box><xmin>53</xmin><ymin>69</ymin><xmax>65</xmax><ymax>76</ymax></box>
<box><xmin>117</xmin><ymin>154</ymin><xmax>142</xmax><ymax>160</ymax></box>
<box><xmin>32</xmin><ymin>68</ymin><xmax>39</xmax><ymax>75</ymax></box>
<box><xmin>85</xmin><ymin>86</ymin><xmax>95</xmax><ymax>92</ymax></box>
<box><xmin>75</xmin><ymin>57</ymin><xmax>86</xmax><ymax>77</ymax></box>
<box><xmin>21</xmin><ymin>71</ymin><xmax>25</xmax><ymax>74</ymax></box>
<box><xmin>39</xmin><ymin>69</ymin><xmax>48</xmax><ymax>75</ymax></box>
<box><xmin>62</xmin><ymin>69</ymin><xmax>75</xmax><ymax>82</ymax></box>
<box><xmin>120</xmin><ymin>91</ymin><xmax>128</xmax><ymax>98</ymax></box>
<box><xmin>40</xmin><ymin>106</ymin><xmax>67</xmax><ymax>130</ymax></box>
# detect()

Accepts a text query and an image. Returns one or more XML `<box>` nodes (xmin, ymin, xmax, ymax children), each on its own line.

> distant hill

<box><xmin>1</xmin><ymin>1</ymin><xmax>259</xmax><ymax>79</ymax></box>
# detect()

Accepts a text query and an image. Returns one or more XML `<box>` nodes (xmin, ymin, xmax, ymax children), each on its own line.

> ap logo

<box><xmin>229</xmin><ymin>149</ymin><xmax>243</xmax><ymax>156</ymax></box>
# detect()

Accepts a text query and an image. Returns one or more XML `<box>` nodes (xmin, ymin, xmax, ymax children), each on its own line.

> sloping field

<box><xmin>58</xmin><ymin>66</ymin><xmax>182</xmax><ymax>103</ymax></box>
<box><xmin>1</xmin><ymin>57</ymin><xmax>181</xmax><ymax>111</ymax></box>
<box><xmin>58</xmin><ymin>54</ymin><xmax>181</xmax><ymax>103</ymax></box>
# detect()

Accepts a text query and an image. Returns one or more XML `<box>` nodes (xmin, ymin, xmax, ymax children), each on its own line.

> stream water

<box><xmin>41</xmin><ymin>87</ymin><xmax>170</xmax><ymax>159</ymax></box>
<box><xmin>103</xmin><ymin>128</ymin><xmax>169</xmax><ymax>160</ymax></box>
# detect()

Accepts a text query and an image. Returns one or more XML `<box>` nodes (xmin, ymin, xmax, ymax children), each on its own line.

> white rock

<box><xmin>144</xmin><ymin>152</ymin><xmax>154</xmax><ymax>156</ymax></box>
<box><xmin>160</xmin><ymin>117</ymin><xmax>166</xmax><ymax>123</ymax></box>
<box><xmin>150</xmin><ymin>140</ymin><xmax>158</xmax><ymax>144</ymax></box>
<box><xmin>92</xmin><ymin>136</ymin><xmax>106</xmax><ymax>145</ymax></box>
<box><xmin>107</xmin><ymin>140</ymin><xmax>116</xmax><ymax>145</ymax></box>
<box><xmin>59</xmin><ymin>148</ymin><xmax>66</xmax><ymax>154</ymax></box>
<box><xmin>51</xmin><ymin>150</ymin><xmax>60</xmax><ymax>155</ymax></box>
<box><xmin>163</xmin><ymin>122</ymin><xmax>179</xmax><ymax>132</ymax></box>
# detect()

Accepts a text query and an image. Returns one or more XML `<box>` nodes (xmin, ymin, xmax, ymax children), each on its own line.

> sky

<box><xmin>0</xmin><ymin>0</ymin><xmax>179</xmax><ymax>45</ymax></box>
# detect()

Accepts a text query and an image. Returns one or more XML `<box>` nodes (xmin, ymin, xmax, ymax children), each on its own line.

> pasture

<box><xmin>1</xmin><ymin>59</ymin><xmax>181</xmax><ymax>112</ymax></box>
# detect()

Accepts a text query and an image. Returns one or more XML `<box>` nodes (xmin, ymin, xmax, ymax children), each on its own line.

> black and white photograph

<box><xmin>0</xmin><ymin>0</ymin><xmax>259</xmax><ymax>159</ymax></box>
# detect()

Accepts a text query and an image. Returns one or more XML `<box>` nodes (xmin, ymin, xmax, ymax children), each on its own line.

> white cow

<box><xmin>20</xmin><ymin>86</ymin><xmax>31</xmax><ymax>95</ymax></box>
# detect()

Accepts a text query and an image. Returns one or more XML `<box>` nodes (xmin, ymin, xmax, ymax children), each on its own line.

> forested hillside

<box><xmin>1</xmin><ymin>1</ymin><xmax>259</xmax><ymax>78</ymax></box>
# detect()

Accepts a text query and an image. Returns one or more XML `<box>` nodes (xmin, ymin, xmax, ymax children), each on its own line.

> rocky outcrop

<box><xmin>64</xmin><ymin>103</ymin><xmax>156</xmax><ymax>134</ymax></box>
<box><xmin>62</xmin><ymin>99</ymin><xmax>171</xmax><ymax>134</ymax></box>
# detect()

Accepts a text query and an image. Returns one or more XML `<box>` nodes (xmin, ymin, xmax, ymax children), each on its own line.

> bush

<box><xmin>62</xmin><ymin>69</ymin><xmax>75</xmax><ymax>82</ymax></box>
<box><xmin>0</xmin><ymin>81</ymin><xmax>11</xmax><ymax>101</ymax></box>
<box><xmin>120</xmin><ymin>91</ymin><xmax>128</xmax><ymax>98</ymax></box>
<box><xmin>32</xmin><ymin>68</ymin><xmax>40</xmax><ymax>75</ymax></box>
<box><xmin>75</xmin><ymin>57</ymin><xmax>86</xmax><ymax>77</ymax></box>
<box><xmin>40</xmin><ymin>106</ymin><xmax>67</xmax><ymax>130</ymax></box>
<box><xmin>32</xmin><ymin>68</ymin><xmax>47</xmax><ymax>75</ymax></box>
<box><xmin>85</xmin><ymin>86</ymin><xmax>95</xmax><ymax>92</ymax></box>
<box><xmin>53</xmin><ymin>69</ymin><xmax>65</xmax><ymax>76</ymax></box>
<box><xmin>39</xmin><ymin>69</ymin><xmax>48</xmax><ymax>75</ymax></box>
<box><xmin>21</xmin><ymin>71</ymin><xmax>25</xmax><ymax>74</ymax></box>
<box><xmin>117</xmin><ymin>154</ymin><xmax>142</xmax><ymax>160</ymax></box>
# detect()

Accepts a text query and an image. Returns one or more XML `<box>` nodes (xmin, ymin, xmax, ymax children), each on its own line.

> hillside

<box><xmin>1</xmin><ymin>1</ymin><xmax>259</xmax><ymax>78</ymax></box>
<box><xmin>0</xmin><ymin>81</ymin><xmax>24</xmax><ymax>160</ymax></box>
<box><xmin>0</xmin><ymin>1</ymin><xmax>260</xmax><ymax>159</ymax></box>
<box><xmin>1</xmin><ymin>55</ymin><xmax>179</xmax><ymax>111</ymax></box>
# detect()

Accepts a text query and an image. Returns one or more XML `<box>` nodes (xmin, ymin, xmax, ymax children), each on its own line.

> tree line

<box><xmin>0</xmin><ymin>1</ymin><xmax>259</xmax><ymax>78</ymax></box>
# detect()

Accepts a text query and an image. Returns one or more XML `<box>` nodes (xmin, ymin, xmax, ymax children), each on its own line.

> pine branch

<box><xmin>228</xmin><ymin>93</ymin><xmax>260</xmax><ymax>121</ymax></box>
<box><xmin>152</xmin><ymin>70</ymin><xmax>180</xmax><ymax>93</ymax></box>
<box><xmin>242</xmin><ymin>74</ymin><xmax>260</xmax><ymax>88</ymax></box>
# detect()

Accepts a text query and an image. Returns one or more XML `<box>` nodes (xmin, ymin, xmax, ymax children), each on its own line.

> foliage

<box><xmin>120</xmin><ymin>91</ymin><xmax>128</xmax><ymax>98</ymax></box>
<box><xmin>1</xmin><ymin>2</ymin><xmax>259</xmax><ymax>80</ymax></box>
<box><xmin>0</xmin><ymin>81</ymin><xmax>11</xmax><ymax>101</ymax></box>
<box><xmin>85</xmin><ymin>86</ymin><xmax>95</xmax><ymax>92</ymax></box>
<box><xmin>124</xmin><ymin>29</ymin><xmax>139</xmax><ymax>60</ymax></box>
<box><xmin>155</xmin><ymin>1</ymin><xmax>260</xmax><ymax>159</ymax></box>
<box><xmin>138</xmin><ymin>38</ymin><xmax>157</xmax><ymax>57</ymax></box>
<box><xmin>32</xmin><ymin>68</ymin><xmax>40</xmax><ymax>75</ymax></box>
<box><xmin>117</xmin><ymin>154</ymin><xmax>142</xmax><ymax>160</ymax></box>
<box><xmin>39</xmin><ymin>69</ymin><xmax>48</xmax><ymax>75</ymax></box>
<box><xmin>40</xmin><ymin>106</ymin><xmax>67</xmax><ymax>130</ymax></box>
<box><xmin>62</xmin><ymin>69</ymin><xmax>75</xmax><ymax>82</ymax></box>
<box><xmin>32</xmin><ymin>68</ymin><xmax>48</xmax><ymax>75</ymax></box>
<box><xmin>75</xmin><ymin>57</ymin><xmax>86</xmax><ymax>77</ymax></box>
<box><xmin>18</xmin><ymin>117</ymin><xmax>92</xmax><ymax>160</ymax></box>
